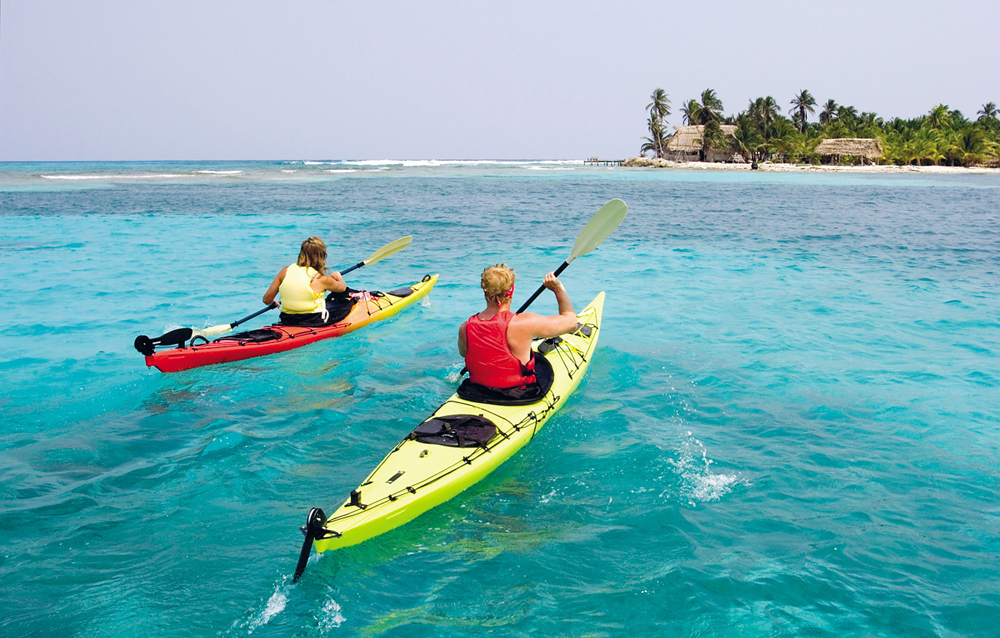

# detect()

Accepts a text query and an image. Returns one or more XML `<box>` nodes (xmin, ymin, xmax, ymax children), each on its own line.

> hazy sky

<box><xmin>2</xmin><ymin>1</ymin><xmax>998</xmax><ymax>161</ymax></box>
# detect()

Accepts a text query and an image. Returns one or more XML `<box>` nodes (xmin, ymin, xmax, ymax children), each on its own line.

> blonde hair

<box><xmin>481</xmin><ymin>263</ymin><xmax>516</xmax><ymax>303</ymax></box>
<box><xmin>297</xmin><ymin>236</ymin><xmax>327</xmax><ymax>274</ymax></box>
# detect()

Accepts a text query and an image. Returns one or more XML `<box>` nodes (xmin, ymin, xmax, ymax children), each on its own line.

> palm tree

<box><xmin>732</xmin><ymin>112</ymin><xmax>764</xmax><ymax>162</ymax></box>
<box><xmin>790</xmin><ymin>134</ymin><xmax>821</xmax><ymax>165</ymax></box>
<box><xmin>789</xmin><ymin>90</ymin><xmax>816</xmax><ymax>133</ymax></box>
<box><xmin>955</xmin><ymin>127</ymin><xmax>987</xmax><ymax>166</ymax></box>
<box><xmin>859</xmin><ymin>112</ymin><xmax>882</xmax><ymax>128</ymax></box>
<box><xmin>641</xmin><ymin>114</ymin><xmax>670</xmax><ymax>158</ymax></box>
<box><xmin>746</xmin><ymin>97</ymin><xmax>780</xmax><ymax>140</ymax></box>
<box><xmin>926</xmin><ymin>104</ymin><xmax>953</xmax><ymax>129</ymax></box>
<box><xmin>826</xmin><ymin>120</ymin><xmax>853</xmax><ymax>139</ymax></box>
<box><xmin>837</xmin><ymin>105</ymin><xmax>859</xmax><ymax>130</ymax></box>
<box><xmin>912</xmin><ymin>128</ymin><xmax>942</xmax><ymax>165</ymax></box>
<box><xmin>647</xmin><ymin>89</ymin><xmax>671</xmax><ymax>121</ymax></box>
<box><xmin>819</xmin><ymin>99</ymin><xmax>838</xmax><ymax>126</ymax></box>
<box><xmin>978</xmin><ymin>102</ymin><xmax>998</xmax><ymax>121</ymax></box>
<box><xmin>697</xmin><ymin>89</ymin><xmax>724</xmax><ymax>125</ymax></box>
<box><xmin>730</xmin><ymin>117</ymin><xmax>757</xmax><ymax>162</ymax></box>
<box><xmin>681</xmin><ymin>99</ymin><xmax>702</xmax><ymax>125</ymax></box>
<box><xmin>698</xmin><ymin>119</ymin><xmax>729</xmax><ymax>162</ymax></box>
<box><xmin>643</xmin><ymin>89</ymin><xmax>672</xmax><ymax>158</ymax></box>
<box><xmin>791</xmin><ymin>111</ymin><xmax>804</xmax><ymax>133</ymax></box>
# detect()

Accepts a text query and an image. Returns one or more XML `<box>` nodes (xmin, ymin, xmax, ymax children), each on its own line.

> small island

<box><xmin>624</xmin><ymin>89</ymin><xmax>1000</xmax><ymax>172</ymax></box>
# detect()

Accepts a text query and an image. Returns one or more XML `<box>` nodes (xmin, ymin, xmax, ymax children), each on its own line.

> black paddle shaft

<box><xmin>340</xmin><ymin>261</ymin><xmax>365</xmax><ymax>276</ymax></box>
<box><xmin>515</xmin><ymin>261</ymin><xmax>569</xmax><ymax>314</ymax></box>
<box><xmin>231</xmin><ymin>260</ymin><xmax>361</xmax><ymax>332</ymax></box>
<box><xmin>230</xmin><ymin>302</ymin><xmax>278</xmax><ymax>329</ymax></box>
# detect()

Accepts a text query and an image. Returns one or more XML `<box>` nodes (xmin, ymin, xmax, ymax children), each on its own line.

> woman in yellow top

<box><xmin>263</xmin><ymin>236</ymin><xmax>356</xmax><ymax>326</ymax></box>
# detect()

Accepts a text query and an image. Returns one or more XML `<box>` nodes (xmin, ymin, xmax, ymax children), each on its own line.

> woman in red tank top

<box><xmin>458</xmin><ymin>264</ymin><xmax>579</xmax><ymax>390</ymax></box>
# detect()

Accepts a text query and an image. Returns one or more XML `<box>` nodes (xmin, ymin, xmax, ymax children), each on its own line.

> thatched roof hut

<box><xmin>666</xmin><ymin>125</ymin><xmax>738</xmax><ymax>152</ymax></box>
<box><xmin>665</xmin><ymin>125</ymin><xmax>740</xmax><ymax>162</ymax></box>
<box><xmin>815</xmin><ymin>138</ymin><xmax>884</xmax><ymax>162</ymax></box>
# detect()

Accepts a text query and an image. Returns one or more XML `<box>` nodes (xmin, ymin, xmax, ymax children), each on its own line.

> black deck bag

<box><xmin>216</xmin><ymin>328</ymin><xmax>282</xmax><ymax>343</ymax></box>
<box><xmin>409</xmin><ymin>414</ymin><xmax>498</xmax><ymax>448</ymax></box>
<box><xmin>456</xmin><ymin>350</ymin><xmax>555</xmax><ymax>406</ymax></box>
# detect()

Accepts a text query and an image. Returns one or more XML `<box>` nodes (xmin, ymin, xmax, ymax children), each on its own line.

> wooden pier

<box><xmin>584</xmin><ymin>157</ymin><xmax>623</xmax><ymax>166</ymax></box>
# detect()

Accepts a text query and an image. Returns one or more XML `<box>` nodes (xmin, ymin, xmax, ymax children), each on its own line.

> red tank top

<box><xmin>465</xmin><ymin>310</ymin><xmax>537</xmax><ymax>389</ymax></box>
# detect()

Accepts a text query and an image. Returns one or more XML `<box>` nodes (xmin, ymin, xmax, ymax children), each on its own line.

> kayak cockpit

<box><xmin>455</xmin><ymin>351</ymin><xmax>555</xmax><ymax>405</ymax></box>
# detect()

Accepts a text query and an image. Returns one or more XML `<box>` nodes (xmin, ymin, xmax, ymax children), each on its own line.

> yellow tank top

<box><xmin>279</xmin><ymin>264</ymin><xmax>325</xmax><ymax>314</ymax></box>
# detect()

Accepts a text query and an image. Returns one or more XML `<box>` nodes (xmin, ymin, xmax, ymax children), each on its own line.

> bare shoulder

<box><xmin>511</xmin><ymin>312</ymin><xmax>543</xmax><ymax>322</ymax></box>
<box><xmin>510</xmin><ymin>311</ymin><xmax>542</xmax><ymax>324</ymax></box>
<box><xmin>509</xmin><ymin>312</ymin><xmax>545</xmax><ymax>333</ymax></box>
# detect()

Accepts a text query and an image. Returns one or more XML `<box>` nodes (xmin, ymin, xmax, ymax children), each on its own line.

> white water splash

<box><xmin>249</xmin><ymin>589</ymin><xmax>287</xmax><ymax>631</ymax></box>
<box><xmin>539</xmin><ymin>487</ymin><xmax>560</xmax><ymax>503</ymax></box>
<box><xmin>231</xmin><ymin>579</ymin><xmax>290</xmax><ymax>635</ymax></box>
<box><xmin>669</xmin><ymin>431</ymin><xmax>748</xmax><ymax>505</ymax></box>
<box><xmin>444</xmin><ymin>361</ymin><xmax>465</xmax><ymax>383</ymax></box>
<box><xmin>318</xmin><ymin>594</ymin><xmax>346</xmax><ymax>633</ymax></box>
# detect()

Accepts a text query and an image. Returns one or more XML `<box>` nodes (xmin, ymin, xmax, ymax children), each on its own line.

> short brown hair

<box><xmin>297</xmin><ymin>236</ymin><xmax>327</xmax><ymax>274</ymax></box>
<box><xmin>481</xmin><ymin>264</ymin><xmax>516</xmax><ymax>303</ymax></box>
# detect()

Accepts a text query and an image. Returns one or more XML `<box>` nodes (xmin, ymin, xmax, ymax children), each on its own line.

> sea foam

<box><xmin>40</xmin><ymin>174</ymin><xmax>189</xmax><ymax>180</ymax></box>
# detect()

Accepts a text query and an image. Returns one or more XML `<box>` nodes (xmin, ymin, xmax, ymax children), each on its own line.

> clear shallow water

<box><xmin>1</xmin><ymin>161</ymin><xmax>998</xmax><ymax>637</ymax></box>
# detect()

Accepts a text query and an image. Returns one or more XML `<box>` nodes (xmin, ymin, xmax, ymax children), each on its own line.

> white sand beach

<box><xmin>622</xmin><ymin>157</ymin><xmax>1000</xmax><ymax>174</ymax></box>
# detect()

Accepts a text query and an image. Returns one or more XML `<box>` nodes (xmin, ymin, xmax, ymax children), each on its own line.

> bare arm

<box><xmin>262</xmin><ymin>267</ymin><xmax>288</xmax><ymax>304</ymax></box>
<box><xmin>315</xmin><ymin>271</ymin><xmax>347</xmax><ymax>294</ymax></box>
<box><xmin>509</xmin><ymin>273</ymin><xmax>577</xmax><ymax>341</ymax></box>
<box><xmin>544</xmin><ymin>272</ymin><xmax>575</xmax><ymax>324</ymax></box>
<box><xmin>458</xmin><ymin>320</ymin><xmax>468</xmax><ymax>357</ymax></box>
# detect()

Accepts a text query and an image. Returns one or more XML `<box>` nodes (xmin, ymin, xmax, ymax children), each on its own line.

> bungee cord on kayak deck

<box><xmin>318</xmin><ymin>326</ymin><xmax>601</xmax><ymax>530</ymax></box>
<box><xmin>139</xmin><ymin>276</ymin><xmax>438</xmax><ymax>372</ymax></box>
<box><xmin>293</xmin><ymin>199</ymin><xmax>626</xmax><ymax>583</ymax></box>
<box><xmin>133</xmin><ymin>237</ymin><xmax>419</xmax><ymax>371</ymax></box>
<box><xmin>295</xmin><ymin>294</ymin><xmax>602</xmax><ymax>576</ymax></box>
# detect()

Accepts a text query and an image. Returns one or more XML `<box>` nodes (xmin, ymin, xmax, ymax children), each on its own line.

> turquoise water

<box><xmin>1</xmin><ymin>161</ymin><xmax>998</xmax><ymax>637</ymax></box>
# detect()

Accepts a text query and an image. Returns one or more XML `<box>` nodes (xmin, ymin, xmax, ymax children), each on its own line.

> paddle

<box><xmin>133</xmin><ymin>236</ymin><xmax>414</xmax><ymax>356</ymax></box>
<box><xmin>515</xmin><ymin>198</ymin><xmax>628</xmax><ymax>313</ymax></box>
<box><xmin>456</xmin><ymin>199</ymin><xmax>627</xmax><ymax>376</ymax></box>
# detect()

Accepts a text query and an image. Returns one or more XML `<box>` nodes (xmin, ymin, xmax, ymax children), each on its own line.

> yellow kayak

<box><xmin>294</xmin><ymin>291</ymin><xmax>605</xmax><ymax>577</ymax></box>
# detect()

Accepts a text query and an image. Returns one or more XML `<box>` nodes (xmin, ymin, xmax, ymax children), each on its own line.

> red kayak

<box><xmin>143</xmin><ymin>274</ymin><xmax>438</xmax><ymax>372</ymax></box>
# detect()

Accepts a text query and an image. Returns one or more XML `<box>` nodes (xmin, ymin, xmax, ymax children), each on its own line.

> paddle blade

<box><xmin>195</xmin><ymin>323</ymin><xmax>234</xmax><ymax>338</ymax></box>
<box><xmin>363</xmin><ymin>236</ymin><xmax>412</xmax><ymax>266</ymax></box>
<box><xmin>567</xmin><ymin>199</ymin><xmax>628</xmax><ymax>264</ymax></box>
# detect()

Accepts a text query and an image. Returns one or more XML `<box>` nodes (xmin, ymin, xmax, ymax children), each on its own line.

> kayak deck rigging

<box><xmin>143</xmin><ymin>274</ymin><xmax>438</xmax><ymax>372</ymax></box>
<box><xmin>210</xmin><ymin>290</ymin><xmax>413</xmax><ymax>344</ymax></box>
<box><xmin>304</xmin><ymin>293</ymin><xmax>604</xmax><ymax>556</ymax></box>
